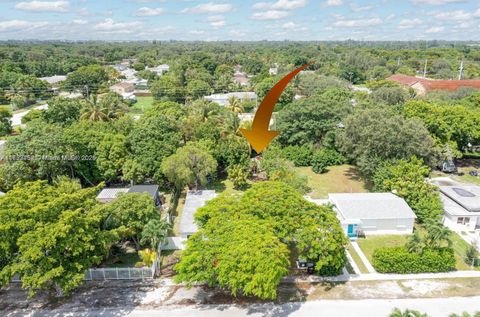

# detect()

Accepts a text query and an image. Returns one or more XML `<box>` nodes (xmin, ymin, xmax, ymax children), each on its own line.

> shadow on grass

<box><xmin>344</xmin><ymin>166</ymin><xmax>373</xmax><ymax>191</ymax></box>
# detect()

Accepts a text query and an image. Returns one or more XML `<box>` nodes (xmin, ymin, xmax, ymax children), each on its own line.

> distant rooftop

<box><xmin>40</xmin><ymin>75</ymin><xmax>67</xmax><ymax>85</ymax></box>
<box><xmin>329</xmin><ymin>193</ymin><xmax>416</xmax><ymax>220</ymax></box>
<box><xmin>179</xmin><ymin>190</ymin><xmax>217</xmax><ymax>236</ymax></box>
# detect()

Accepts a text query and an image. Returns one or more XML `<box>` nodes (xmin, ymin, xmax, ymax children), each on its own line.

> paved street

<box><xmin>14</xmin><ymin>296</ymin><xmax>480</xmax><ymax>317</ymax></box>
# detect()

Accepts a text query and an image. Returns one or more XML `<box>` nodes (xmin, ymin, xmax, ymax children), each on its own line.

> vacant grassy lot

<box><xmin>357</xmin><ymin>235</ymin><xmax>408</xmax><ymax>263</ymax></box>
<box><xmin>296</xmin><ymin>165</ymin><xmax>370</xmax><ymax>199</ymax></box>
<box><xmin>131</xmin><ymin>96</ymin><xmax>154</xmax><ymax>113</ymax></box>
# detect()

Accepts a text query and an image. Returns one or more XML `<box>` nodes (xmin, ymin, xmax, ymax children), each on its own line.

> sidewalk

<box><xmin>350</xmin><ymin>241</ymin><xmax>376</xmax><ymax>273</ymax></box>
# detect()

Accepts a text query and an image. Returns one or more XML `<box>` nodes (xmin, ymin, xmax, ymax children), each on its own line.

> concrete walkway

<box><xmin>350</xmin><ymin>241</ymin><xmax>376</xmax><ymax>273</ymax></box>
<box><xmin>345</xmin><ymin>251</ymin><xmax>361</xmax><ymax>275</ymax></box>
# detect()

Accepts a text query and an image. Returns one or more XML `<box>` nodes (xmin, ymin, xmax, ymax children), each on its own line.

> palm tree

<box><xmin>135</xmin><ymin>249</ymin><xmax>157</xmax><ymax>268</ymax></box>
<box><xmin>424</xmin><ymin>220</ymin><xmax>452</xmax><ymax>248</ymax></box>
<box><xmin>140</xmin><ymin>219</ymin><xmax>171</xmax><ymax>250</ymax></box>
<box><xmin>405</xmin><ymin>231</ymin><xmax>424</xmax><ymax>253</ymax></box>
<box><xmin>220</xmin><ymin>112</ymin><xmax>242</xmax><ymax>139</ymax></box>
<box><xmin>80</xmin><ymin>95</ymin><xmax>109</xmax><ymax>122</ymax></box>
<box><xmin>99</xmin><ymin>92</ymin><xmax>129</xmax><ymax>120</ymax></box>
<box><xmin>192</xmin><ymin>100</ymin><xmax>221</xmax><ymax>123</ymax></box>
<box><xmin>227</xmin><ymin>96</ymin><xmax>244</xmax><ymax>114</ymax></box>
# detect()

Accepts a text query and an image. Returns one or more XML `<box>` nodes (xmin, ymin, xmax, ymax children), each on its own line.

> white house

<box><xmin>147</xmin><ymin>64</ymin><xmax>170</xmax><ymax>75</ymax></box>
<box><xmin>439</xmin><ymin>185</ymin><xmax>480</xmax><ymax>231</ymax></box>
<box><xmin>179</xmin><ymin>190</ymin><xmax>217</xmax><ymax>239</ymax></box>
<box><xmin>204</xmin><ymin>92</ymin><xmax>257</xmax><ymax>106</ymax></box>
<box><xmin>328</xmin><ymin>193</ymin><xmax>416</xmax><ymax>239</ymax></box>
<box><xmin>0</xmin><ymin>140</ymin><xmax>6</xmax><ymax>161</ymax></box>
<box><xmin>40</xmin><ymin>75</ymin><xmax>67</xmax><ymax>86</ymax></box>
<box><xmin>97</xmin><ymin>185</ymin><xmax>163</xmax><ymax>207</ymax></box>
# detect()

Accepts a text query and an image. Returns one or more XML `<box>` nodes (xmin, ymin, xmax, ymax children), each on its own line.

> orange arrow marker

<box><xmin>240</xmin><ymin>63</ymin><xmax>311</xmax><ymax>153</ymax></box>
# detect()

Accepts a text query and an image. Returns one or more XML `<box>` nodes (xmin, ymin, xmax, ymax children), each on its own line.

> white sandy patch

<box><xmin>141</xmin><ymin>287</ymin><xmax>170</xmax><ymax>304</ymax></box>
<box><xmin>400</xmin><ymin>280</ymin><xmax>449</xmax><ymax>295</ymax></box>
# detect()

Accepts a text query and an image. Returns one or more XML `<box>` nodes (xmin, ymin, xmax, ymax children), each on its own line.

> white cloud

<box><xmin>425</xmin><ymin>26</ymin><xmax>444</xmax><ymax>33</ymax></box>
<box><xmin>325</xmin><ymin>0</ymin><xmax>343</xmax><ymax>6</ymax></box>
<box><xmin>281</xmin><ymin>21</ymin><xmax>308</xmax><ymax>31</ymax></box>
<box><xmin>333</xmin><ymin>17</ymin><xmax>382</xmax><ymax>27</ymax></box>
<box><xmin>182</xmin><ymin>2</ymin><xmax>233</xmax><ymax>14</ymax></box>
<box><xmin>350</xmin><ymin>3</ymin><xmax>374</xmax><ymax>12</ymax></box>
<box><xmin>72</xmin><ymin>19</ymin><xmax>88</xmax><ymax>25</ymax></box>
<box><xmin>434</xmin><ymin>10</ymin><xmax>472</xmax><ymax>21</ymax></box>
<box><xmin>94</xmin><ymin>18</ymin><xmax>142</xmax><ymax>33</ymax></box>
<box><xmin>411</xmin><ymin>0</ymin><xmax>465</xmax><ymax>5</ymax></box>
<box><xmin>398</xmin><ymin>18</ymin><xmax>423</xmax><ymax>29</ymax></box>
<box><xmin>251</xmin><ymin>10</ymin><xmax>289</xmax><ymax>20</ymax></box>
<box><xmin>0</xmin><ymin>20</ymin><xmax>49</xmax><ymax>32</ymax></box>
<box><xmin>207</xmin><ymin>15</ymin><xmax>225</xmax><ymax>28</ymax></box>
<box><xmin>135</xmin><ymin>7</ymin><xmax>165</xmax><ymax>16</ymax></box>
<box><xmin>15</xmin><ymin>1</ymin><xmax>69</xmax><ymax>12</ymax></box>
<box><xmin>253</xmin><ymin>0</ymin><xmax>307</xmax><ymax>10</ymax></box>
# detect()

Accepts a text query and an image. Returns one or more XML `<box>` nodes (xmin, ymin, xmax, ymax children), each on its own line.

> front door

<box><xmin>347</xmin><ymin>224</ymin><xmax>358</xmax><ymax>239</ymax></box>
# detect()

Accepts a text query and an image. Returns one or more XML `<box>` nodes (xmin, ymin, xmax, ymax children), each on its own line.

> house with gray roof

<box><xmin>179</xmin><ymin>190</ymin><xmax>217</xmax><ymax>239</ymax></box>
<box><xmin>97</xmin><ymin>185</ymin><xmax>163</xmax><ymax>207</ymax></box>
<box><xmin>327</xmin><ymin>193</ymin><xmax>416</xmax><ymax>239</ymax></box>
<box><xmin>438</xmin><ymin>185</ymin><xmax>480</xmax><ymax>231</ymax></box>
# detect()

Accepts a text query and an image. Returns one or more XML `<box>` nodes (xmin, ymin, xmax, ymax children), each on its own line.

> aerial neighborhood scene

<box><xmin>1</xmin><ymin>0</ymin><xmax>480</xmax><ymax>316</ymax></box>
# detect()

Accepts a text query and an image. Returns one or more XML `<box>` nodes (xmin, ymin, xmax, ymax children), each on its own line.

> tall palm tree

<box><xmin>80</xmin><ymin>95</ymin><xmax>109</xmax><ymax>122</ymax></box>
<box><xmin>220</xmin><ymin>112</ymin><xmax>242</xmax><ymax>139</ymax></box>
<box><xmin>227</xmin><ymin>96</ymin><xmax>244</xmax><ymax>114</ymax></box>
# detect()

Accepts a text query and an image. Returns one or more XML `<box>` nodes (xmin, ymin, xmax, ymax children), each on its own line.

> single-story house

<box><xmin>439</xmin><ymin>185</ymin><xmax>480</xmax><ymax>231</ymax></box>
<box><xmin>110</xmin><ymin>82</ymin><xmax>135</xmax><ymax>95</ymax></box>
<box><xmin>233</xmin><ymin>72</ymin><xmax>250</xmax><ymax>86</ymax></box>
<box><xmin>387</xmin><ymin>74</ymin><xmax>480</xmax><ymax>96</ymax></box>
<box><xmin>328</xmin><ymin>193</ymin><xmax>416</xmax><ymax>239</ymax></box>
<box><xmin>147</xmin><ymin>64</ymin><xmax>170</xmax><ymax>75</ymax></box>
<box><xmin>39</xmin><ymin>75</ymin><xmax>67</xmax><ymax>86</ymax></box>
<box><xmin>204</xmin><ymin>92</ymin><xmax>258</xmax><ymax>106</ymax></box>
<box><xmin>179</xmin><ymin>190</ymin><xmax>217</xmax><ymax>239</ymax></box>
<box><xmin>97</xmin><ymin>185</ymin><xmax>163</xmax><ymax>207</ymax></box>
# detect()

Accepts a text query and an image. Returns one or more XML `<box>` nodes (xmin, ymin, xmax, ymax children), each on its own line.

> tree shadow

<box><xmin>344</xmin><ymin>166</ymin><xmax>373</xmax><ymax>191</ymax></box>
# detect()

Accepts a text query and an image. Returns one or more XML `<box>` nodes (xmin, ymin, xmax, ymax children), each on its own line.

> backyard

<box><xmin>131</xmin><ymin>96</ymin><xmax>154</xmax><ymax>113</ymax></box>
<box><xmin>296</xmin><ymin>165</ymin><xmax>370</xmax><ymax>199</ymax></box>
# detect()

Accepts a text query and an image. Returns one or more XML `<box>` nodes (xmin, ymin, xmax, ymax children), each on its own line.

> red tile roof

<box><xmin>387</xmin><ymin>74</ymin><xmax>480</xmax><ymax>92</ymax></box>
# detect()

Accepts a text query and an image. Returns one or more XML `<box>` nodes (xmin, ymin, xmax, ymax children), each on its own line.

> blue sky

<box><xmin>0</xmin><ymin>0</ymin><xmax>479</xmax><ymax>41</ymax></box>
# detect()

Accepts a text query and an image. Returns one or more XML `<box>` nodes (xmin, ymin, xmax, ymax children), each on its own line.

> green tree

<box><xmin>338</xmin><ymin>108</ymin><xmax>439</xmax><ymax>177</ymax></box>
<box><xmin>41</xmin><ymin>97</ymin><xmax>81</xmax><ymax>126</ymax></box>
<box><xmin>255</xmin><ymin>77</ymin><xmax>294</xmax><ymax>111</ymax></box>
<box><xmin>389</xmin><ymin>308</ymin><xmax>429</xmax><ymax>317</ymax></box>
<box><xmin>277</xmin><ymin>88</ymin><xmax>352</xmax><ymax>146</ymax></box>
<box><xmin>100</xmin><ymin>193</ymin><xmax>159</xmax><ymax>250</ymax></box>
<box><xmin>186</xmin><ymin>79</ymin><xmax>212</xmax><ymax>100</ymax></box>
<box><xmin>373</xmin><ymin>157</ymin><xmax>443</xmax><ymax>223</ymax></box>
<box><xmin>140</xmin><ymin>218</ymin><xmax>171</xmax><ymax>249</ymax></box>
<box><xmin>63</xmin><ymin>65</ymin><xmax>108</xmax><ymax>96</ymax></box>
<box><xmin>96</xmin><ymin>134</ymin><xmax>128</xmax><ymax>182</ymax></box>
<box><xmin>227</xmin><ymin>164</ymin><xmax>249</xmax><ymax>189</ymax></box>
<box><xmin>0</xmin><ymin>107</ymin><xmax>12</xmax><ymax>136</ymax></box>
<box><xmin>161</xmin><ymin>142</ymin><xmax>217</xmax><ymax>191</ymax></box>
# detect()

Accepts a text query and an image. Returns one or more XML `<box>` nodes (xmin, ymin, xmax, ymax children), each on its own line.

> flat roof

<box><xmin>328</xmin><ymin>193</ymin><xmax>416</xmax><ymax>220</ymax></box>
<box><xmin>179</xmin><ymin>190</ymin><xmax>217</xmax><ymax>235</ymax></box>
<box><xmin>439</xmin><ymin>186</ymin><xmax>480</xmax><ymax>212</ymax></box>
<box><xmin>440</xmin><ymin>193</ymin><xmax>477</xmax><ymax>217</ymax></box>
<box><xmin>97</xmin><ymin>188</ymin><xmax>129</xmax><ymax>200</ymax></box>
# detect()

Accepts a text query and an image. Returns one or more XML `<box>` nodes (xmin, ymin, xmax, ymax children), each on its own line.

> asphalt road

<box><xmin>14</xmin><ymin>296</ymin><xmax>480</xmax><ymax>317</ymax></box>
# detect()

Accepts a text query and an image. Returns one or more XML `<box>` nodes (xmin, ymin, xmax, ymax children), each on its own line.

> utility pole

<box><xmin>397</xmin><ymin>57</ymin><xmax>401</xmax><ymax>67</ymax></box>
<box><xmin>423</xmin><ymin>59</ymin><xmax>428</xmax><ymax>78</ymax></box>
<box><xmin>84</xmin><ymin>85</ymin><xmax>89</xmax><ymax>99</ymax></box>
<box><xmin>458</xmin><ymin>60</ymin><xmax>464</xmax><ymax>80</ymax></box>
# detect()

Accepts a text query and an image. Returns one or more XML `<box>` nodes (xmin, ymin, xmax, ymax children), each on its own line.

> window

<box><xmin>457</xmin><ymin>217</ymin><xmax>470</xmax><ymax>225</ymax></box>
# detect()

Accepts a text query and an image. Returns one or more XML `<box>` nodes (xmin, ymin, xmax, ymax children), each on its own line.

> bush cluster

<box><xmin>311</xmin><ymin>148</ymin><xmax>345</xmax><ymax>173</ymax></box>
<box><xmin>372</xmin><ymin>247</ymin><xmax>456</xmax><ymax>274</ymax></box>
<box><xmin>281</xmin><ymin>145</ymin><xmax>313</xmax><ymax>167</ymax></box>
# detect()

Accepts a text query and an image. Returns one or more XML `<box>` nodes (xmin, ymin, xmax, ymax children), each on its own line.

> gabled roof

<box><xmin>97</xmin><ymin>188</ymin><xmax>129</xmax><ymax>200</ymax></box>
<box><xmin>329</xmin><ymin>193</ymin><xmax>416</xmax><ymax>220</ymax></box>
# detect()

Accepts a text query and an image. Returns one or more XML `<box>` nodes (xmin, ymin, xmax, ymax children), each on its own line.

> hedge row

<box><xmin>372</xmin><ymin>247</ymin><xmax>456</xmax><ymax>274</ymax></box>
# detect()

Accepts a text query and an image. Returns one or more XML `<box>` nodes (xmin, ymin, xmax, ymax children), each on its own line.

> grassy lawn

<box><xmin>450</xmin><ymin>231</ymin><xmax>477</xmax><ymax>270</ymax></box>
<box><xmin>296</xmin><ymin>165</ymin><xmax>370</xmax><ymax>199</ymax></box>
<box><xmin>431</xmin><ymin>159</ymin><xmax>480</xmax><ymax>186</ymax></box>
<box><xmin>346</xmin><ymin>242</ymin><xmax>369</xmax><ymax>273</ymax></box>
<box><xmin>131</xmin><ymin>96</ymin><xmax>154</xmax><ymax>113</ymax></box>
<box><xmin>172</xmin><ymin>190</ymin><xmax>187</xmax><ymax>236</ymax></box>
<box><xmin>357</xmin><ymin>235</ymin><xmax>409</xmax><ymax>263</ymax></box>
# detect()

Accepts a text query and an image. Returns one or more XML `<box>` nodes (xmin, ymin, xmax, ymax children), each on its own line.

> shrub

<box><xmin>312</xmin><ymin>148</ymin><xmax>345</xmax><ymax>173</ymax></box>
<box><xmin>372</xmin><ymin>247</ymin><xmax>456</xmax><ymax>274</ymax></box>
<box><xmin>281</xmin><ymin>145</ymin><xmax>313</xmax><ymax>167</ymax></box>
